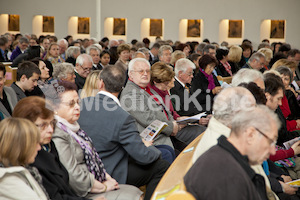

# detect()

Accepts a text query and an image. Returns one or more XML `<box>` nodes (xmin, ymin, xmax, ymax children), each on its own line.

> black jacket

<box><xmin>191</xmin><ymin>71</ymin><xmax>220</xmax><ymax>113</ymax></box>
<box><xmin>170</xmin><ymin>79</ymin><xmax>197</xmax><ymax>116</ymax></box>
<box><xmin>31</xmin><ymin>141</ymin><xmax>89</xmax><ymax>200</ymax></box>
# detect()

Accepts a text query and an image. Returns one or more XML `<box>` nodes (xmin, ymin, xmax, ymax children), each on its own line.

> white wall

<box><xmin>101</xmin><ymin>0</ymin><xmax>300</xmax><ymax>49</ymax></box>
<box><xmin>0</xmin><ymin>0</ymin><xmax>100</xmax><ymax>40</ymax></box>
<box><xmin>1</xmin><ymin>0</ymin><xmax>300</xmax><ymax>49</ymax></box>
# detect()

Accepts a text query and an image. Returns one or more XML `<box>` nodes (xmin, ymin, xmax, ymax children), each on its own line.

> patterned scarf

<box><xmin>200</xmin><ymin>69</ymin><xmax>215</xmax><ymax>90</ymax></box>
<box><xmin>220</xmin><ymin>61</ymin><xmax>232</xmax><ymax>76</ymax></box>
<box><xmin>56</xmin><ymin>122</ymin><xmax>107</xmax><ymax>182</ymax></box>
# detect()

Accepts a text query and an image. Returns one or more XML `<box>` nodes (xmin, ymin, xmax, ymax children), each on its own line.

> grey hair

<box><xmin>65</xmin><ymin>46</ymin><xmax>80</xmax><ymax>59</ymax></box>
<box><xmin>138</xmin><ymin>47</ymin><xmax>150</xmax><ymax>54</ymax></box>
<box><xmin>231</xmin><ymin>69</ymin><xmax>263</xmax><ymax>87</ymax></box>
<box><xmin>249</xmin><ymin>52</ymin><xmax>265</xmax><ymax>63</ymax></box>
<box><xmin>231</xmin><ymin>104</ymin><xmax>281</xmax><ymax>137</ymax></box>
<box><xmin>174</xmin><ymin>58</ymin><xmax>196</xmax><ymax>76</ymax></box>
<box><xmin>90</xmin><ymin>38</ymin><xmax>98</xmax><ymax>44</ymax></box>
<box><xmin>57</xmin><ymin>39</ymin><xmax>68</xmax><ymax>46</ymax></box>
<box><xmin>52</xmin><ymin>62</ymin><xmax>74</xmax><ymax>80</ymax></box>
<box><xmin>213</xmin><ymin>87</ymin><xmax>256</xmax><ymax>126</ymax></box>
<box><xmin>109</xmin><ymin>39</ymin><xmax>119</xmax><ymax>47</ymax></box>
<box><xmin>158</xmin><ymin>45</ymin><xmax>173</xmax><ymax>57</ymax></box>
<box><xmin>196</xmin><ymin>42</ymin><xmax>207</xmax><ymax>54</ymax></box>
<box><xmin>132</xmin><ymin>51</ymin><xmax>146</xmax><ymax>59</ymax></box>
<box><xmin>86</xmin><ymin>45</ymin><xmax>101</xmax><ymax>55</ymax></box>
<box><xmin>93</xmin><ymin>44</ymin><xmax>102</xmax><ymax>52</ymax></box>
<box><xmin>128</xmin><ymin>58</ymin><xmax>150</xmax><ymax>75</ymax></box>
<box><xmin>19</xmin><ymin>37</ymin><xmax>29</xmax><ymax>44</ymax></box>
<box><xmin>203</xmin><ymin>44</ymin><xmax>216</xmax><ymax>54</ymax></box>
<box><xmin>76</xmin><ymin>54</ymin><xmax>93</xmax><ymax>66</ymax></box>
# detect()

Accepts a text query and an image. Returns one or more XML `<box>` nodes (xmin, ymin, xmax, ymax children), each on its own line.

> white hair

<box><xmin>213</xmin><ymin>87</ymin><xmax>256</xmax><ymax>126</ymax></box>
<box><xmin>90</xmin><ymin>37</ymin><xmax>98</xmax><ymax>44</ymax></box>
<box><xmin>76</xmin><ymin>54</ymin><xmax>93</xmax><ymax>66</ymax></box>
<box><xmin>231</xmin><ymin>104</ymin><xmax>280</xmax><ymax>136</ymax></box>
<box><xmin>231</xmin><ymin>69</ymin><xmax>263</xmax><ymax>87</ymax></box>
<box><xmin>53</xmin><ymin>62</ymin><xmax>74</xmax><ymax>80</ymax></box>
<box><xmin>128</xmin><ymin>58</ymin><xmax>150</xmax><ymax>75</ymax></box>
<box><xmin>86</xmin><ymin>45</ymin><xmax>101</xmax><ymax>55</ymax></box>
<box><xmin>65</xmin><ymin>46</ymin><xmax>80</xmax><ymax>59</ymax></box>
<box><xmin>174</xmin><ymin>58</ymin><xmax>196</xmax><ymax>76</ymax></box>
<box><xmin>109</xmin><ymin>39</ymin><xmax>119</xmax><ymax>47</ymax></box>
<box><xmin>93</xmin><ymin>44</ymin><xmax>102</xmax><ymax>52</ymax></box>
<box><xmin>57</xmin><ymin>39</ymin><xmax>68</xmax><ymax>47</ymax></box>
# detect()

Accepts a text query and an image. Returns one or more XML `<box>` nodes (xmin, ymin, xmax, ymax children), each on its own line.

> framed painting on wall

<box><xmin>78</xmin><ymin>17</ymin><xmax>90</xmax><ymax>34</ymax></box>
<box><xmin>270</xmin><ymin>20</ymin><xmax>285</xmax><ymax>39</ymax></box>
<box><xmin>228</xmin><ymin>20</ymin><xmax>242</xmax><ymax>38</ymax></box>
<box><xmin>43</xmin><ymin>16</ymin><xmax>54</xmax><ymax>33</ymax></box>
<box><xmin>150</xmin><ymin>19</ymin><xmax>163</xmax><ymax>37</ymax></box>
<box><xmin>8</xmin><ymin>14</ymin><xmax>20</xmax><ymax>31</ymax></box>
<box><xmin>187</xmin><ymin>19</ymin><xmax>201</xmax><ymax>37</ymax></box>
<box><xmin>113</xmin><ymin>18</ymin><xmax>126</xmax><ymax>35</ymax></box>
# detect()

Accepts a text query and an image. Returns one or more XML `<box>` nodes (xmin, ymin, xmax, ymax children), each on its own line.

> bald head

<box><xmin>213</xmin><ymin>87</ymin><xmax>256</xmax><ymax>126</ymax></box>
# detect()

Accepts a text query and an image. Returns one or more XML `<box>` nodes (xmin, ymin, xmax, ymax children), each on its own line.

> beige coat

<box><xmin>0</xmin><ymin>166</ymin><xmax>48</xmax><ymax>200</ymax></box>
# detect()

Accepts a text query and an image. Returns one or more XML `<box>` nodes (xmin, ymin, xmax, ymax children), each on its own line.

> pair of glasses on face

<box><xmin>80</xmin><ymin>65</ymin><xmax>92</xmax><ymax>72</ymax></box>
<box><xmin>133</xmin><ymin>69</ymin><xmax>151</xmax><ymax>75</ymax></box>
<box><xmin>61</xmin><ymin>99</ymin><xmax>81</xmax><ymax>108</ymax></box>
<box><xmin>36</xmin><ymin>119</ymin><xmax>57</xmax><ymax>131</ymax></box>
<box><xmin>254</xmin><ymin>127</ymin><xmax>277</xmax><ymax>147</ymax></box>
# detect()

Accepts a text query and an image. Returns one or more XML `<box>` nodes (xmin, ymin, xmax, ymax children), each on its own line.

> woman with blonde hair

<box><xmin>44</xmin><ymin>43</ymin><xmax>64</xmax><ymax>65</ymax></box>
<box><xmin>0</xmin><ymin>118</ymin><xmax>48</xmax><ymax>199</ymax></box>
<box><xmin>80</xmin><ymin>70</ymin><xmax>101</xmax><ymax>99</ymax></box>
<box><xmin>271</xmin><ymin>59</ymin><xmax>299</xmax><ymax>93</ymax></box>
<box><xmin>170</xmin><ymin>50</ymin><xmax>185</xmax><ymax>67</ymax></box>
<box><xmin>228</xmin><ymin>45</ymin><xmax>242</xmax><ymax>72</ymax></box>
<box><xmin>258</xmin><ymin>47</ymin><xmax>273</xmax><ymax>69</ymax></box>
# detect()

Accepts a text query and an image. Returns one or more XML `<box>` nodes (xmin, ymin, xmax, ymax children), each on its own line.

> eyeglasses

<box><xmin>185</xmin><ymin>72</ymin><xmax>194</xmax><ymax>76</ymax></box>
<box><xmin>133</xmin><ymin>69</ymin><xmax>151</xmax><ymax>75</ymax></box>
<box><xmin>80</xmin><ymin>65</ymin><xmax>92</xmax><ymax>72</ymax></box>
<box><xmin>36</xmin><ymin>119</ymin><xmax>56</xmax><ymax>131</ymax></box>
<box><xmin>61</xmin><ymin>99</ymin><xmax>81</xmax><ymax>108</ymax></box>
<box><xmin>254</xmin><ymin>127</ymin><xmax>277</xmax><ymax>147</ymax></box>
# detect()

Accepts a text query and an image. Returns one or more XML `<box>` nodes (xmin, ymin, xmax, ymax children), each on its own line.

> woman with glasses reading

<box><xmin>12</xmin><ymin>96</ymin><xmax>104</xmax><ymax>200</ymax></box>
<box><xmin>51</xmin><ymin>81</ymin><xmax>143</xmax><ymax>200</ymax></box>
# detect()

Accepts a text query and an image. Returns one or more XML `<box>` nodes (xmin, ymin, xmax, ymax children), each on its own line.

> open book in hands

<box><xmin>140</xmin><ymin>120</ymin><xmax>168</xmax><ymax>141</ymax></box>
<box><xmin>283</xmin><ymin>137</ymin><xmax>300</xmax><ymax>149</ymax></box>
<box><xmin>287</xmin><ymin>179</ymin><xmax>300</xmax><ymax>187</ymax></box>
<box><xmin>176</xmin><ymin>112</ymin><xmax>207</xmax><ymax>125</ymax></box>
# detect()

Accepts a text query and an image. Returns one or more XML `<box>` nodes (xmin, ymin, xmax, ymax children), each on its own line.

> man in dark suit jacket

<box><xmin>78</xmin><ymin>65</ymin><xmax>169</xmax><ymax>200</ymax></box>
<box><xmin>74</xmin><ymin>54</ymin><xmax>93</xmax><ymax>90</ymax></box>
<box><xmin>170</xmin><ymin>58</ymin><xmax>198</xmax><ymax>116</ymax></box>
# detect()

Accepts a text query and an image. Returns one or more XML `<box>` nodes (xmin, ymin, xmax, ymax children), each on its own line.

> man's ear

<box><xmin>178</xmin><ymin>71</ymin><xmax>183</xmax><ymax>78</ymax></box>
<box><xmin>20</xmin><ymin>74</ymin><xmax>27</xmax><ymax>82</ymax></box>
<box><xmin>98</xmin><ymin>79</ymin><xmax>105</xmax><ymax>90</ymax></box>
<box><xmin>245</xmin><ymin>126</ymin><xmax>257</xmax><ymax>145</ymax></box>
<box><xmin>265</xmin><ymin>92</ymin><xmax>271</xmax><ymax>101</ymax></box>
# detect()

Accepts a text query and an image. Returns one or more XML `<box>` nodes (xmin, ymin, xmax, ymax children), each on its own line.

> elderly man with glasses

<box><xmin>75</xmin><ymin>54</ymin><xmax>93</xmax><ymax>90</ymax></box>
<box><xmin>120</xmin><ymin>58</ymin><xmax>205</xmax><ymax>151</ymax></box>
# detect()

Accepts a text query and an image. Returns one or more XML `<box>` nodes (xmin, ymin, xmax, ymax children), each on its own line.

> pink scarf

<box><xmin>200</xmin><ymin>69</ymin><xmax>215</xmax><ymax>90</ymax></box>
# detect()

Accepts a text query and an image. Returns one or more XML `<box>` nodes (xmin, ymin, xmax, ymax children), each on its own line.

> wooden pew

<box><xmin>217</xmin><ymin>75</ymin><xmax>232</xmax><ymax>84</ymax></box>
<box><xmin>5</xmin><ymin>65</ymin><xmax>17</xmax><ymax>86</ymax></box>
<box><xmin>151</xmin><ymin>133</ymin><xmax>204</xmax><ymax>200</ymax></box>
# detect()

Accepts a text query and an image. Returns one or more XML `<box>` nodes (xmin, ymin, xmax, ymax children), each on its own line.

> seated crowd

<box><xmin>1</xmin><ymin>32</ymin><xmax>300</xmax><ymax>200</ymax></box>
